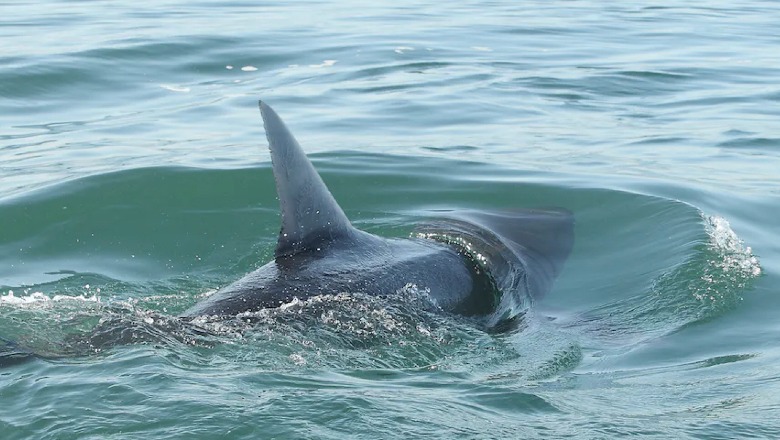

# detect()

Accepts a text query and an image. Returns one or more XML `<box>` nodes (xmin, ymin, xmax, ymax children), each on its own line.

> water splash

<box><xmin>563</xmin><ymin>212</ymin><xmax>762</xmax><ymax>349</ymax></box>
<box><xmin>677</xmin><ymin>214</ymin><xmax>761</xmax><ymax>313</ymax></box>
<box><xmin>704</xmin><ymin>215</ymin><xmax>761</xmax><ymax>279</ymax></box>
<box><xmin>0</xmin><ymin>288</ymin><xmax>100</xmax><ymax>306</ymax></box>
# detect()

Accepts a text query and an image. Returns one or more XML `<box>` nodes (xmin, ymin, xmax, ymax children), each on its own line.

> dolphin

<box><xmin>180</xmin><ymin>101</ymin><xmax>574</xmax><ymax>329</ymax></box>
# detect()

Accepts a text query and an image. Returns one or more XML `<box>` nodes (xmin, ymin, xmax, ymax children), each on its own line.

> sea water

<box><xmin>1</xmin><ymin>1</ymin><xmax>779</xmax><ymax>438</ymax></box>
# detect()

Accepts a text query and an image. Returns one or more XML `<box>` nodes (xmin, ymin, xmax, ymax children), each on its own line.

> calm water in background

<box><xmin>1</xmin><ymin>1</ymin><xmax>779</xmax><ymax>438</ymax></box>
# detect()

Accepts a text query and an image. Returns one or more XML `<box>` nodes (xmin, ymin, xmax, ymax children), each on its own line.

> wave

<box><xmin>0</xmin><ymin>159</ymin><xmax>762</xmax><ymax>376</ymax></box>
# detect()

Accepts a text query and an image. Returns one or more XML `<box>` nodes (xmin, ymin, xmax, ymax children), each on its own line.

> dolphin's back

<box><xmin>182</xmin><ymin>102</ymin><xmax>574</xmax><ymax>329</ymax></box>
<box><xmin>180</xmin><ymin>234</ymin><xmax>480</xmax><ymax>318</ymax></box>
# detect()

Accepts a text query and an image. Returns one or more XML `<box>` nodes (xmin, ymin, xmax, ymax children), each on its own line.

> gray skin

<box><xmin>180</xmin><ymin>102</ymin><xmax>574</xmax><ymax>329</ymax></box>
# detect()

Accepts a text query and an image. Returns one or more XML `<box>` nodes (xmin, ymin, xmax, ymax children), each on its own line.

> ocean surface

<box><xmin>1</xmin><ymin>1</ymin><xmax>779</xmax><ymax>438</ymax></box>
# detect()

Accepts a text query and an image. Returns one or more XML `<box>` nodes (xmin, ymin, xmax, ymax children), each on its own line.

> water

<box><xmin>1</xmin><ymin>1</ymin><xmax>778</xmax><ymax>438</ymax></box>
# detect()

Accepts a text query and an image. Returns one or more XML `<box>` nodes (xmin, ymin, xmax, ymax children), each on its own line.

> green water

<box><xmin>2</xmin><ymin>1</ymin><xmax>779</xmax><ymax>438</ymax></box>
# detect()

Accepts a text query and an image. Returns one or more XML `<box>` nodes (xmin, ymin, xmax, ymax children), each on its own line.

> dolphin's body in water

<box><xmin>0</xmin><ymin>101</ymin><xmax>574</xmax><ymax>367</ymax></box>
<box><xmin>181</xmin><ymin>102</ymin><xmax>574</xmax><ymax>328</ymax></box>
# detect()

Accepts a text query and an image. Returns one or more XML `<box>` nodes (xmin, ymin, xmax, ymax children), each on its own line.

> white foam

<box><xmin>394</xmin><ymin>46</ymin><xmax>414</xmax><ymax>54</ymax></box>
<box><xmin>289</xmin><ymin>353</ymin><xmax>307</xmax><ymax>365</ymax></box>
<box><xmin>279</xmin><ymin>296</ymin><xmax>302</xmax><ymax>311</ymax></box>
<box><xmin>0</xmin><ymin>289</ymin><xmax>100</xmax><ymax>305</ymax></box>
<box><xmin>241</xmin><ymin>65</ymin><xmax>258</xmax><ymax>71</ymax></box>
<box><xmin>705</xmin><ymin>215</ymin><xmax>761</xmax><ymax>277</ymax></box>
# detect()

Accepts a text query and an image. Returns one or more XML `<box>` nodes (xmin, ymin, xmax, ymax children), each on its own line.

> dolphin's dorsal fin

<box><xmin>259</xmin><ymin>101</ymin><xmax>354</xmax><ymax>258</ymax></box>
